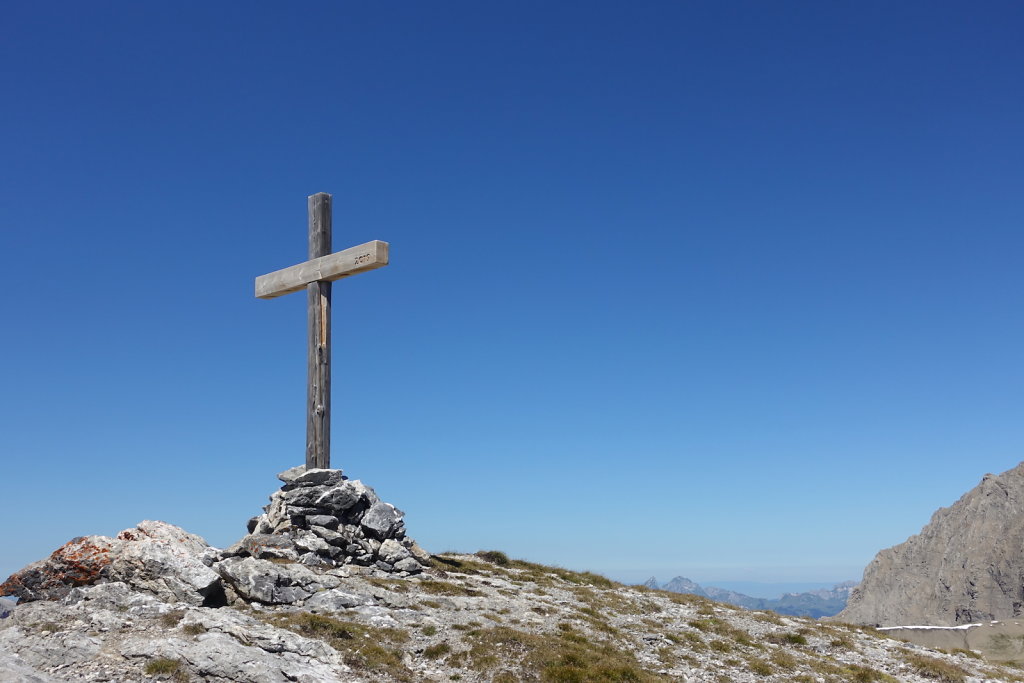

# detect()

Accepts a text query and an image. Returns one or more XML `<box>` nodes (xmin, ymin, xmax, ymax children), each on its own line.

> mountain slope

<box><xmin>836</xmin><ymin>462</ymin><xmax>1024</xmax><ymax>626</ymax></box>
<box><xmin>3</xmin><ymin>525</ymin><xmax>1018</xmax><ymax>682</ymax></box>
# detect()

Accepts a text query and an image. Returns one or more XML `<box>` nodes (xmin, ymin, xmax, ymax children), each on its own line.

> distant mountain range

<box><xmin>643</xmin><ymin>576</ymin><xmax>857</xmax><ymax>618</ymax></box>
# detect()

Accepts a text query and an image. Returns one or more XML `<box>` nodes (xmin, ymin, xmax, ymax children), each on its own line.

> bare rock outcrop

<box><xmin>0</xmin><ymin>522</ymin><xmax>221</xmax><ymax>606</ymax></box>
<box><xmin>835</xmin><ymin>461</ymin><xmax>1024</xmax><ymax>626</ymax></box>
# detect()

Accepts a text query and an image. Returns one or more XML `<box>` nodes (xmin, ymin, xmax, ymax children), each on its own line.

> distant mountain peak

<box><xmin>648</xmin><ymin>576</ymin><xmax>855</xmax><ymax>618</ymax></box>
<box><xmin>662</xmin><ymin>576</ymin><xmax>708</xmax><ymax>597</ymax></box>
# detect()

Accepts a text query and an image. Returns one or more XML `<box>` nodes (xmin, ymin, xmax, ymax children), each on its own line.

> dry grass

<box><xmin>144</xmin><ymin>658</ymin><xmax>189</xmax><ymax>682</ymax></box>
<box><xmin>417</xmin><ymin>579</ymin><xmax>484</xmax><ymax>597</ymax></box>
<box><xmin>902</xmin><ymin>653</ymin><xmax>967</xmax><ymax>682</ymax></box>
<box><xmin>450</xmin><ymin>623</ymin><xmax>668</xmax><ymax>682</ymax></box>
<box><xmin>365</xmin><ymin>577</ymin><xmax>410</xmax><ymax>593</ymax></box>
<box><xmin>263</xmin><ymin>612</ymin><xmax>413</xmax><ymax>681</ymax></box>
<box><xmin>423</xmin><ymin>642</ymin><xmax>451</xmax><ymax>659</ymax></box>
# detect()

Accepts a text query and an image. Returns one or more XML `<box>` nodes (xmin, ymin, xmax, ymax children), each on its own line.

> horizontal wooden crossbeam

<box><xmin>255</xmin><ymin>240</ymin><xmax>389</xmax><ymax>299</ymax></box>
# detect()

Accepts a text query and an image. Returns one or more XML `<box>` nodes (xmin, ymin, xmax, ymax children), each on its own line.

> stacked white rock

<box><xmin>226</xmin><ymin>465</ymin><xmax>429</xmax><ymax>574</ymax></box>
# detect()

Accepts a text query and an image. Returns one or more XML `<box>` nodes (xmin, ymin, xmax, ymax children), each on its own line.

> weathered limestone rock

<box><xmin>378</xmin><ymin>538</ymin><xmax>412</xmax><ymax>565</ymax></box>
<box><xmin>7</xmin><ymin>541</ymin><xmax>1019</xmax><ymax>683</ymax></box>
<box><xmin>394</xmin><ymin>557</ymin><xmax>423</xmax><ymax>573</ymax></box>
<box><xmin>2</xmin><ymin>465</ymin><xmax>428</xmax><ymax>620</ymax></box>
<box><xmin>304</xmin><ymin>587</ymin><xmax>376</xmax><ymax>610</ymax></box>
<box><xmin>0</xmin><ymin>522</ymin><xmax>222</xmax><ymax>607</ymax></box>
<box><xmin>835</xmin><ymin>462</ymin><xmax>1024</xmax><ymax>626</ymax></box>
<box><xmin>289</xmin><ymin>467</ymin><xmax>346</xmax><ymax>488</ymax></box>
<box><xmin>314</xmin><ymin>482</ymin><xmax>365</xmax><ymax>511</ymax></box>
<box><xmin>62</xmin><ymin>582</ymin><xmax>167</xmax><ymax>617</ymax></box>
<box><xmin>237</xmin><ymin>466</ymin><xmax>428</xmax><ymax>574</ymax></box>
<box><xmin>116</xmin><ymin>519</ymin><xmax>209</xmax><ymax>556</ymax></box>
<box><xmin>1</xmin><ymin>574</ymin><xmax>354</xmax><ymax>682</ymax></box>
<box><xmin>104</xmin><ymin>537</ymin><xmax>221</xmax><ymax>607</ymax></box>
<box><xmin>361</xmin><ymin>501</ymin><xmax>403</xmax><ymax>539</ymax></box>
<box><xmin>0</xmin><ymin>651</ymin><xmax>57</xmax><ymax>683</ymax></box>
<box><xmin>235</xmin><ymin>534</ymin><xmax>299</xmax><ymax>561</ymax></box>
<box><xmin>309</xmin><ymin>524</ymin><xmax>344</xmax><ymax>545</ymax></box>
<box><xmin>305</xmin><ymin>514</ymin><xmax>339</xmax><ymax>529</ymax></box>
<box><xmin>0</xmin><ymin>535</ymin><xmax>121</xmax><ymax>602</ymax></box>
<box><xmin>214</xmin><ymin>556</ymin><xmax>338</xmax><ymax>605</ymax></box>
<box><xmin>293</xmin><ymin>529</ymin><xmax>332</xmax><ymax>555</ymax></box>
<box><xmin>120</xmin><ymin>630</ymin><xmax>347</xmax><ymax>682</ymax></box>
<box><xmin>276</xmin><ymin>464</ymin><xmax>308</xmax><ymax>483</ymax></box>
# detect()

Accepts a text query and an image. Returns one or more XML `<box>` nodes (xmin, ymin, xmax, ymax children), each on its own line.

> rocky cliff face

<box><xmin>835</xmin><ymin>462</ymin><xmax>1024</xmax><ymax>626</ymax></box>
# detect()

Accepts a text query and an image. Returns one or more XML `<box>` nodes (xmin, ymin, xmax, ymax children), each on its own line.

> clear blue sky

<box><xmin>2</xmin><ymin>1</ymin><xmax>1022</xmax><ymax>588</ymax></box>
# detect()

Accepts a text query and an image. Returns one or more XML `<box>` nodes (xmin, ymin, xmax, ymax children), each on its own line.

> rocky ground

<box><xmin>4</xmin><ymin>465</ymin><xmax>1024</xmax><ymax>682</ymax></box>
<box><xmin>5</xmin><ymin>539</ymin><xmax>1024</xmax><ymax>682</ymax></box>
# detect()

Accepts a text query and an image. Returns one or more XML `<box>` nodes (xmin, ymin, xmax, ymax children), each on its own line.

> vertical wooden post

<box><xmin>307</xmin><ymin>193</ymin><xmax>332</xmax><ymax>469</ymax></box>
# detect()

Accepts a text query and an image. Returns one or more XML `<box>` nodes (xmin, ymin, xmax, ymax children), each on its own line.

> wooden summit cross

<box><xmin>255</xmin><ymin>192</ymin><xmax>389</xmax><ymax>470</ymax></box>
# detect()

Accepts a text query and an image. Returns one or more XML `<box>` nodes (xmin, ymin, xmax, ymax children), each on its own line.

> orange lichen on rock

<box><xmin>0</xmin><ymin>535</ymin><xmax>120</xmax><ymax>602</ymax></box>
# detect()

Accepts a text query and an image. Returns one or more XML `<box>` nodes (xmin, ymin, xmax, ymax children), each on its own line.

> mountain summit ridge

<box><xmin>3</xmin><ymin>464</ymin><xmax>1022</xmax><ymax>680</ymax></box>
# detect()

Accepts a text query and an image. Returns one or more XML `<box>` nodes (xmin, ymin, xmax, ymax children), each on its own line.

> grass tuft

<box><xmin>903</xmin><ymin>653</ymin><xmax>968</xmax><ymax>682</ymax></box>
<box><xmin>144</xmin><ymin>658</ymin><xmax>189</xmax><ymax>681</ymax></box>
<box><xmin>424</xmin><ymin>642</ymin><xmax>451</xmax><ymax>659</ymax></box>
<box><xmin>418</xmin><ymin>579</ymin><xmax>484</xmax><ymax>597</ymax></box>
<box><xmin>159</xmin><ymin>611</ymin><xmax>185</xmax><ymax>627</ymax></box>
<box><xmin>457</xmin><ymin>624</ymin><xmax>667</xmax><ymax>681</ymax></box>
<box><xmin>476</xmin><ymin>550</ymin><xmax>511</xmax><ymax>566</ymax></box>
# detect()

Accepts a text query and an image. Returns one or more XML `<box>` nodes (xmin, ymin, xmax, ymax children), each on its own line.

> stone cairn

<box><xmin>228</xmin><ymin>465</ymin><xmax>429</xmax><ymax>574</ymax></box>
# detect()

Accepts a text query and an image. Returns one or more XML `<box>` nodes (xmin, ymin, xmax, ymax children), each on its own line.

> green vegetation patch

<box><xmin>457</xmin><ymin>624</ymin><xmax>669</xmax><ymax>681</ymax></box>
<box><xmin>902</xmin><ymin>653</ymin><xmax>968</xmax><ymax>682</ymax></box>
<box><xmin>424</xmin><ymin>642</ymin><xmax>452</xmax><ymax>659</ymax></box>
<box><xmin>938</xmin><ymin>647</ymin><xmax>982</xmax><ymax>660</ymax></box>
<box><xmin>182</xmin><ymin>622</ymin><xmax>207</xmax><ymax>636</ymax></box>
<box><xmin>159</xmin><ymin>610</ymin><xmax>185</xmax><ymax>627</ymax></box>
<box><xmin>476</xmin><ymin>550</ymin><xmax>511</xmax><ymax>566</ymax></box>
<box><xmin>264</xmin><ymin>612</ymin><xmax>413</xmax><ymax>681</ymax></box>
<box><xmin>475</xmin><ymin>555</ymin><xmax>618</xmax><ymax>589</ymax></box>
<box><xmin>746</xmin><ymin>657</ymin><xmax>773</xmax><ymax>676</ymax></box>
<box><xmin>769</xmin><ymin>649</ymin><xmax>797</xmax><ymax>670</ymax></box>
<box><xmin>418</xmin><ymin>579</ymin><xmax>484</xmax><ymax>597</ymax></box>
<box><xmin>430</xmin><ymin>555</ymin><xmax>494</xmax><ymax>575</ymax></box>
<box><xmin>686</xmin><ymin>617</ymin><xmax>757</xmax><ymax>648</ymax></box>
<box><xmin>687</xmin><ymin>618</ymin><xmax>720</xmax><ymax>632</ymax></box>
<box><xmin>845</xmin><ymin>664</ymin><xmax>899</xmax><ymax>682</ymax></box>
<box><xmin>767</xmin><ymin>631</ymin><xmax>808</xmax><ymax>646</ymax></box>
<box><xmin>752</xmin><ymin>611</ymin><xmax>783</xmax><ymax>625</ymax></box>
<box><xmin>144</xmin><ymin>658</ymin><xmax>189</xmax><ymax>681</ymax></box>
<box><xmin>664</xmin><ymin>591</ymin><xmax>717</xmax><ymax>608</ymax></box>
<box><xmin>365</xmin><ymin>577</ymin><xmax>410</xmax><ymax>593</ymax></box>
<box><xmin>806</xmin><ymin>657</ymin><xmax>898</xmax><ymax>682</ymax></box>
<box><xmin>575</xmin><ymin>586</ymin><xmax>659</xmax><ymax>617</ymax></box>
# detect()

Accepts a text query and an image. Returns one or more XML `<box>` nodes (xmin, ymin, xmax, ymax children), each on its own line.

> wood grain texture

<box><xmin>254</xmin><ymin>240</ymin><xmax>389</xmax><ymax>299</ymax></box>
<box><xmin>306</xmin><ymin>193</ymin><xmax>331</xmax><ymax>470</ymax></box>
